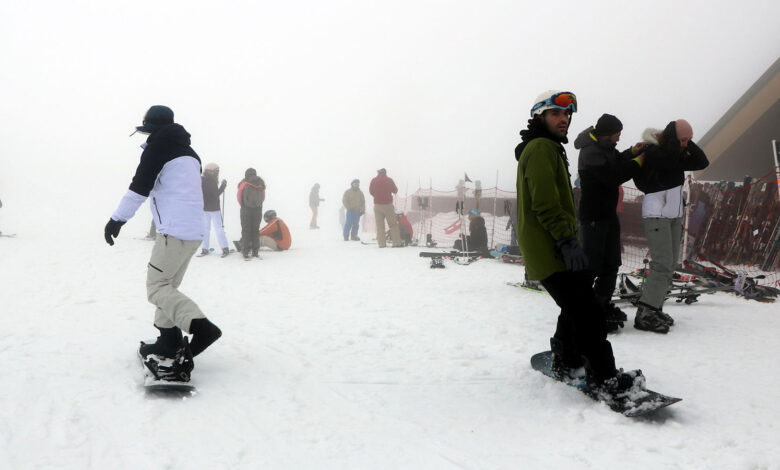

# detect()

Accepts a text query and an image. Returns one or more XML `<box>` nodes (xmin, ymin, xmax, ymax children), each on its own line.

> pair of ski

<box><xmin>614</xmin><ymin>276</ymin><xmax>731</xmax><ymax>306</ymax></box>
<box><xmin>531</xmin><ymin>351</ymin><xmax>681</xmax><ymax>417</ymax></box>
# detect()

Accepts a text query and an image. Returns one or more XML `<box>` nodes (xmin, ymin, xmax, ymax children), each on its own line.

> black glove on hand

<box><xmin>556</xmin><ymin>237</ymin><xmax>588</xmax><ymax>272</ymax></box>
<box><xmin>104</xmin><ymin>218</ymin><xmax>126</xmax><ymax>246</ymax></box>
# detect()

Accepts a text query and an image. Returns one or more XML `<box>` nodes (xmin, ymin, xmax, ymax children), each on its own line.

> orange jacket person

<box><xmin>258</xmin><ymin>210</ymin><xmax>291</xmax><ymax>251</ymax></box>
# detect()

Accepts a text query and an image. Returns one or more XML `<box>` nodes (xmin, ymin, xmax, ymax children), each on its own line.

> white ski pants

<box><xmin>201</xmin><ymin>210</ymin><xmax>228</xmax><ymax>250</ymax></box>
<box><xmin>147</xmin><ymin>234</ymin><xmax>206</xmax><ymax>332</ymax></box>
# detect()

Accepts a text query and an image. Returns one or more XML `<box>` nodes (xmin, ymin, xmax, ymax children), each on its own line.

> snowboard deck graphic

<box><xmin>530</xmin><ymin>351</ymin><xmax>681</xmax><ymax>417</ymax></box>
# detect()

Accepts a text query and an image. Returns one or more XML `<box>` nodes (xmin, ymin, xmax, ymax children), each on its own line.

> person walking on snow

<box><xmin>574</xmin><ymin>113</ymin><xmax>646</xmax><ymax>332</ymax></box>
<box><xmin>237</xmin><ymin>168</ymin><xmax>265</xmax><ymax>259</ymax></box>
<box><xmin>342</xmin><ymin>179</ymin><xmax>365</xmax><ymax>241</ymax></box>
<box><xmin>198</xmin><ymin>162</ymin><xmax>230</xmax><ymax>257</ymax></box>
<box><xmin>515</xmin><ymin>90</ymin><xmax>637</xmax><ymax>396</ymax></box>
<box><xmin>104</xmin><ymin>105</ymin><xmax>222</xmax><ymax>382</ymax></box>
<box><xmin>369</xmin><ymin>168</ymin><xmax>401</xmax><ymax>248</ymax></box>
<box><xmin>309</xmin><ymin>183</ymin><xmax>324</xmax><ymax>229</ymax></box>
<box><xmin>632</xmin><ymin>119</ymin><xmax>709</xmax><ymax>333</ymax></box>
<box><xmin>258</xmin><ymin>209</ymin><xmax>292</xmax><ymax>251</ymax></box>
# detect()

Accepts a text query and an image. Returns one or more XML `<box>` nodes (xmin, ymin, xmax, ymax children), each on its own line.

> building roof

<box><xmin>696</xmin><ymin>57</ymin><xmax>780</xmax><ymax>181</ymax></box>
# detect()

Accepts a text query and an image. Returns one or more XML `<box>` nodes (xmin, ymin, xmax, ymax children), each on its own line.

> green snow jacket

<box><xmin>516</xmin><ymin>137</ymin><xmax>578</xmax><ymax>280</ymax></box>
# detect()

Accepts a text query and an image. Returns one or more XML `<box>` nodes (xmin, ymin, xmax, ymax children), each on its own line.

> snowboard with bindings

<box><xmin>530</xmin><ymin>351</ymin><xmax>680</xmax><ymax>417</ymax></box>
<box><xmin>138</xmin><ymin>344</ymin><xmax>196</xmax><ymax>394</ymax></box>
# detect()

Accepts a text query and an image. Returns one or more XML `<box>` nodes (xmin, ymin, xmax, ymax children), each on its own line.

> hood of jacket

<box><xmin>641</xmin><ymin>128</ymin><xmax>661</xmax><ymax>145</ymax></box>
<box><xmin>146</xmin><ymin>123</ymin><xmax>191</xmax><ymax>147</ymax></box>
<box><xmin>514</xmin><ymin>117</ymin><xmax>569</xmax><ymax>162</ymax></box>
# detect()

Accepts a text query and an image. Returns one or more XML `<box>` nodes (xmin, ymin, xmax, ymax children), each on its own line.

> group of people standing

<box><xmin>515</xmin><ymin>90</ymin><xmax>709</xmax><ymax>396</ymax></box>
<box><xmin>198</xmin><ymin>163</ymin><xmax>290</xmax><ymax>260</ymax></box>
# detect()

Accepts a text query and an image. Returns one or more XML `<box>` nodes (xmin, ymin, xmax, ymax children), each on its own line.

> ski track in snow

<box><xmin>1</xmin><ymin>223</ymin><xmax>779</xmax><ymax>470</ymax></box>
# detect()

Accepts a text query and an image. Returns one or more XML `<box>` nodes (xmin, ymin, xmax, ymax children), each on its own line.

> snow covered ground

<box><xmin>1</xmin><ymin>216</ymin><xmax>779</xmax><ymax>470</ymax></box>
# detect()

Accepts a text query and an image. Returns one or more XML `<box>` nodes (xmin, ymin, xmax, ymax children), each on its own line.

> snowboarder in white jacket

<box><xmin>104</xmin><ymin>105</ymin><xmax>222</xmax><ymax>381</ymax></box>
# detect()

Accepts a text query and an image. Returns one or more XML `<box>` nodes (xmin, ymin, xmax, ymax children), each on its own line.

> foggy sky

<box><xmin>1</xmin><ymin>0</ymin><xmax>778</xmax><ymax>234</ymax></box>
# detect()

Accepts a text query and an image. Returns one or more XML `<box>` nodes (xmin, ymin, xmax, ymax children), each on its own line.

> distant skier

<box><xmin>199</xmin><ymin>162</ymin><xmax>230</xmax><ymax>257</ymax></box>
<box><xmin>104</xmin><ymin>105</ymin><xmax>222</xmax><ymax>382</ymax></box>
<box><xmin>342</xmin><ymin>179</ymin><xmax>365</xmax><ymax>241</ymax></box>
<box><xmin>515</xmin><ymin>90</ymin><xmax>636</xmax><ymax>395</ymax></box>
<box><xmin>369</xmin><ymin>168</ymin><xmax>401</xmax><ymax>248</ymax></box>
<box><xmin>309</xmin><ymin>183</ymin><xmax>324</xmax><ymax>229</ymax></box>
<box><xmin>574</xmin><ymin>113</ymin><xmax>645</xmax><ymax>332</ymax></box>
<box><xmin>237</xmin><ymin>168</ymin><xmax>266</xmax><ymax>259</ymax></box>
<box><xmin>258</xmin><ymin>209</ymin><xmax>292</xmax><ymax>251</ymax></box>
<box><xmin>632</xmin><ymin>119</ymin><xmax>709</xmax><ymax>333</ymax></box>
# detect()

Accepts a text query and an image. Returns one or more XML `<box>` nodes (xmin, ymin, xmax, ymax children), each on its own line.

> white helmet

<box><xmin>530</xmin><ymin>90</ymin><xmax>577</xmax><ymax>117</ymax></box>
<box><xmin>205</xmin><ymin>162</ymin><xmax>219</xmax><ymax>172</ymax></box>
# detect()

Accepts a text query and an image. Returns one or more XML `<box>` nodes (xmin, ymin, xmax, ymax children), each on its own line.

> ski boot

<box><xmin>221</xmin><ymin>247</ymin><xmax>231</xmax><ymax>258</ymax></box>
<box><xmin>634</xmin><ymin>304</ymin><xmax>671</xmax><ymax>334</ymax></box>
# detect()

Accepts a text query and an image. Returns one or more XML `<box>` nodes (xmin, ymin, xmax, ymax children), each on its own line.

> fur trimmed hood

<box><xmin>641</xmin><ymin>128</ymin><xmax>662</xmax><ymax>145</ymax></box>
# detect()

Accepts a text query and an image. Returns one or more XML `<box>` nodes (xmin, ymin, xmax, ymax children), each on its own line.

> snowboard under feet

<box><xmin>138</xmin><ymin>349</ymin><xmax>196</xmax><ymax>395</ymax></box>
<box><xmin>530</xmin><ymin>351</ymin><xmax>681</xmax><ymax>417</ymax></box>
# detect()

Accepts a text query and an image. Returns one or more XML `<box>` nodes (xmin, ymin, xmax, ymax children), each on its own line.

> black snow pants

<box><xmin>541</xmin><ymin>270</ymin><xmax>616</xmax><ymax>382</ymax></box>
<box><xmin>580</xmin><ymin>216</ymin><xmax>622</xmax><ymax>304</ymax></box>
<box><xmin>240</xmin><ymin>206</ymin><xmax>262</xmax><ymax>255</ymax></box>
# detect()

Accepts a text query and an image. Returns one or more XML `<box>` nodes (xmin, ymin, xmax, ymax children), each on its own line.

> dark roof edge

<box><xmin>698</xmin><ymin>56</ymin><xmax>780</xmax><ymax>148</ymax></box>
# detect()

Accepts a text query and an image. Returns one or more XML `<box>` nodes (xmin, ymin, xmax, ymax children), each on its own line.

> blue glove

<box><xmin>556</xmin><ymin>237</ymin><xmax>588</xmax><ymax>272</ymax></box>
<box><xmin>104</xmin><ymin>218</ymin><xmax>126</xmax><ymax>246</ymax></box>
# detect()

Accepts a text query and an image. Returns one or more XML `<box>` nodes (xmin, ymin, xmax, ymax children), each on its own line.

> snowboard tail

<box><xmin>530</xmin><ymin>351</ymin><xmax>680</xmax><ymax>417</ymax></box>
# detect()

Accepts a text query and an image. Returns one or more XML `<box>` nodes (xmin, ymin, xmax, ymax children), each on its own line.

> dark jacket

<box><xmin>202</xmin><ymin>174</ymin><xmax>227</xmax><ymax>211</ymax></box>
<box><xmin>633</xmin><ymin>121</ymin><xmax>709</xmax><ymax>194</ymax></box>
<box><xmin>574</xmin><ymin>126</ymin><xmax>641</xmax><ymax>221</ymax></box>
<box><xmin>467</xmin><ymin>215</ymin><xmax>489</xmax><ymax>252</ymax></box>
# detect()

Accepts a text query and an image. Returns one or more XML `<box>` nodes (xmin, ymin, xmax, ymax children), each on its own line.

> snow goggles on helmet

<box><xmin>530</xmin><ymin>92</ymin><xmax>577</xmax><ymax>117</ymax></box>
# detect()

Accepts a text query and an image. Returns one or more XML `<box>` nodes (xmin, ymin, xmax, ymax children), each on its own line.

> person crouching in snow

<box><xmin>258</xmin><ymin>210</ymin><xmax>291</xmax><ymax>251</ymax></box>
<box><xmin>198</xmin><ymin>162</ymin><xmax>230</xmax><ymax>257</ymax></box>
<box><xmin>453</xmin><ymin>209</ymin><xmax>489</xmax><ymax>255</ymax></box>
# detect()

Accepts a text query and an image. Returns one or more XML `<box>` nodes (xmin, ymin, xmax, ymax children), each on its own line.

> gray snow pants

<box><xmin>638</xmin><ymin>217</ymin><xmax>683</xmax><ymax>310</ymax></box>
<box><xmin>146</xmin><ymin>234</ymin><xmax>206</xmax><ymax>332</ymax></box>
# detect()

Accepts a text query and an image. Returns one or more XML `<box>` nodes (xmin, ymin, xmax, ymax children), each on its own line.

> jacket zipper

<box><xmin>152</xmin><ymin>196</ymin><xmax>163</xmax><ymax>225</ymax></box>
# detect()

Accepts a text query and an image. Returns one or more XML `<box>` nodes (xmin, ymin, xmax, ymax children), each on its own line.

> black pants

<box><xmin>580</xmin><ymin>216</ymin><xmax>622</xmax><ymax>303</ymax></box>
<box><xmin>240</xmin><ymin>207</ymin><xmax>262</xmax><ymax>254</ymax></box>
<box><xmin>540</xmin><ymin>270</ymin><xmax>616</xmax><ymax>381</ymax></box>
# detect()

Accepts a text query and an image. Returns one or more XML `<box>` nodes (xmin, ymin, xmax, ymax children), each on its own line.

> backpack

<box><xmin>242</xmin><ymin>181</ymin><xmax>265</xmax><ymax>208</ymax></box>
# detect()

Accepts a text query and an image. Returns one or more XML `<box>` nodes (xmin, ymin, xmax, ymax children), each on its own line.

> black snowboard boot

<box><xmin>144</xmin><ymin>337</ymin><xmax>194</xmax><ymax>382</ymax></box>
<box><xmin>221</xmin><ymin>247</ymin><xmax>230</xmax><ymax>258</ymax></box>
<box><xmin>197</xmin><ymin>248</ymin><xmax>209</xmax><ymax>257</ymax></box>
<box><xmin>550</xmin><ymin>337</ymin><xmax>584</xmax><ymax>379</ymax></box>
<box><xmin>591</xmin><ymin>369</ymin><xmax>645</xmax><ymax>401</ymax></box>
<box><xmin>139</xmin><ymin>326</ymin><xmax>183</xmax><ymax>359</ymax></box>
<box><xmin>189</xmin><ymin>318</ymin><xmax>222</xmax><ymax>357</ymax></box>
<box><xmin>634</xmin><ymin>304</ymin><xmax>670</xmax><ymax>334</ymax></box>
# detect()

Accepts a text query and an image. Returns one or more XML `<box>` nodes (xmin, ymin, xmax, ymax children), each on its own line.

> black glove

<box><xmin>104</xmin><ymin>218</ymin><xmax>126</xmax><ymax>246</ymax></box>
<box><xmin>556</xmin><ymin>237</ymin><xmax>588</xmax><ymax>272</ymax></box>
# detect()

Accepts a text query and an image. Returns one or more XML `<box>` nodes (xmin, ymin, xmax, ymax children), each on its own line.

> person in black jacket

<box><xmin>454</xmin><ymin>209</ymin><xmax>490</xmax><ymax>255</ymax></box>
<box><xmin>574</xmin><ymin>114</ymin><xmax>645</xmax><ymax>332</ymax></box>
<box><xmin>198</xmin><ymin>162</ymin><xmax>230</xmax><ymax>257</ymax></box>
<box><xmin>632</xmin><ymin>120</ymin><xmax>709</xmax><ymax>333</ymax></box>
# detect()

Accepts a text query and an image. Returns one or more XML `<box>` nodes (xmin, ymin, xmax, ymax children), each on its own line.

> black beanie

<box><xmin>594</xmin><ymin>114</ymin><xmax>623</xmax><ymax>136</ymax></box>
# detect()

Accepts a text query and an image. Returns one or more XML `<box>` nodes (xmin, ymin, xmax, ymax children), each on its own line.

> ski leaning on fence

<box><xmin>530</xmin><ymin>351</ymin><xmax>681</xmax><ymax>417</ymax></box>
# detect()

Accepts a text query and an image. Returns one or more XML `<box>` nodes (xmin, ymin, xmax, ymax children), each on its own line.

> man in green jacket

<box><xmin>515</xmin><ymin>90</ymin><xmax>635</xmax><ymax>395</ymax></box>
